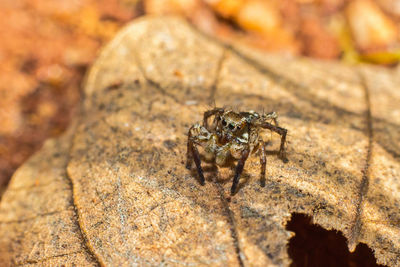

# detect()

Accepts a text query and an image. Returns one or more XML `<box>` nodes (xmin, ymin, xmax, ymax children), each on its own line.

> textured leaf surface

<box><xmin>1</xmin><ymin>16</ymin><xmax>400</xmax><ymax>266</ymax></box>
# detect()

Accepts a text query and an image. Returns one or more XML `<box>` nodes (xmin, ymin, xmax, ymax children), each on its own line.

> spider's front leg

<box><xmin>186</xmin><ymin>124</ymin><xmax>212</xmax><ymax>186</ymax></box>
<box><xmin>231</xmin><ymin>149</ymin><xmax>250</xmax><ymax>195</ymax></box>
<box><xmin>259</xmin><ymin>121</ymin><xmax>288</xmax><ymax>162</ymax></box>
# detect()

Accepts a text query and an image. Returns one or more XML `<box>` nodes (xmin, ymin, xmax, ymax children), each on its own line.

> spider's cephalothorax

<box><xmin>186</xmin><ymin>108</ymin><xmax>288</xmax><ymax>195</ymax></box>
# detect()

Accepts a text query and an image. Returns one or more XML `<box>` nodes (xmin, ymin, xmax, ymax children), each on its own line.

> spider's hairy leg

<box><xmin>190</xmin><ymin>142</ymin><xmax>205</xmax><ymax>185</ymax></box>
<box><xmin>259</xmin><ymin>121</ymin><xmax>288</xmax><ymax>162</ymax></box>
<box><xmin>186</xmin><ymin>124</ymin><xmax>209</xmax><ymax>185</ymax></box>
<box><xmin>231</xmin><ymin>149</ymin><xmax>250</xmax><ymax>195</ymax></box>
<box><xmin>259</xmin><ymin>139</ymin><xmax>267</xmax><ymax>187</ymax></box>
<box><xmin>265</xmin><ymin>111</ymin><xmax>279</xmax><ymax>126</ymax></box>
<box><xmin>203</xmin><ymin>107</ymin><xmax>224</xmax><ymax>130</ymax></box>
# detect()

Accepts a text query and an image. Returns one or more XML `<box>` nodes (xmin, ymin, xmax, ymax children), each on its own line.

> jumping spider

<box><xmin>186</xmin><ymin>108</ymin><xmax>288</xmax><ymax>195</ymax></box>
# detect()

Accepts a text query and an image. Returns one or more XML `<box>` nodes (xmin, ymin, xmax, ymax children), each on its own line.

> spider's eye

<box><xmin>222</xmin><ymin>119</ymin><xmax>227</xmax><ymax>126</ymax></box>
<box><xmin>229</xmin><ymin>123</ymin><xmax>235</xmax><ymax>130</ymax></box>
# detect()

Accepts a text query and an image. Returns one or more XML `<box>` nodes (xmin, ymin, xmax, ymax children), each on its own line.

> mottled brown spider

<box><xmin>186</xmin><ymin>108</ymin><xmax>288</xmax><ymax>195</ymax></box>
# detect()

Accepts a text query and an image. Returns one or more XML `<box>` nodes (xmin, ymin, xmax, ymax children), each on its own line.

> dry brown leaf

<box><xmin>1</xmin><ymin>16</ymin><xmax>400</xmax><ymax>266</ymax></box>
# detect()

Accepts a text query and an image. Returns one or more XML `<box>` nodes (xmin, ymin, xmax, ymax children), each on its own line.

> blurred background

<box><xmin>1</xmin><ymin>0</ymin><xmax>400</xmax><ymax>195</ymax></box>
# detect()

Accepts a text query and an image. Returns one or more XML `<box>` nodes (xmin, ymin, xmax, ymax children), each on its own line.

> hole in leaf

<box><xmin>286</xmin><ymin>213</ymin><xmax>384</xmax><ymax>267</ymax></box>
